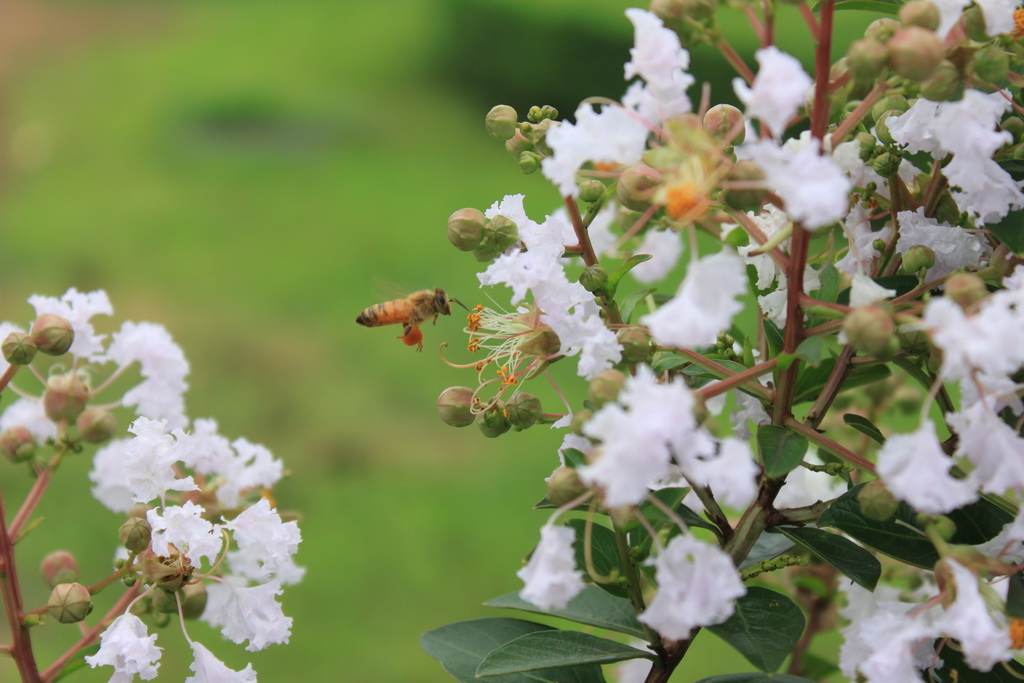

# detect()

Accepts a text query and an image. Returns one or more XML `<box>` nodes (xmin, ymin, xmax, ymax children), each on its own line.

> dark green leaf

<box><xmin>946</xmin><ymin>497</ymin><xmax>1013</xmax><ymax>545</ymax></box>
<box><xmin>763</xmin><ymin>319</ymin><xmax>784</xmax><ymax>356</ymax></box>
<box><xmin>476</xmin><ymin>631</ymin><xmax>653</xmax><ymax>677</ymax></box>
<box><xmin>651</xmin><ymin>353</ymin><xmax>689</xmax><ymax>373</ymax></box>
<box><xmin>422</xmin><ymin>618</ymin><xmax>603</xmax><ymax>683</ymax></box>
<box><xmin>988</xmin><ymin>208</ymin><xmax>1024</xmax><ymax>255</ymax></box>
<box><xmin>737</xmin><ymin>531</ymin><xmax>795</xmax><ymax>571</ymax></box>
<box><xmin>696</xmin><ymin>675</ymin><xmax>817</xmax><ymax>683</ymax></box>
<box><xmin>757</xmin><ymin>425</ymin><xmax>809</xmax><ymax>478</ymax></box>
<box><xmin>927</xmin><ymin>637</ymin><xmax>1024</xmax><ymax>682</ymax></box>
<box><xmin>484</xmin><ymin>586</ymin><xmax>646</xmax><ymax>639</ymax></box>
<box><xmin>567</xmin><ymin>519</ymin><xmax>627</xmax><ymax>598</ymax></box>
<box><xmin>706</xmin><ymin>587</ymin><xmax>806</xmax><ymax>672</ymax></box>
<box><xmin>562</xmin><ymin>448</ymin><xmax>586</xmax><ymax>469</ymax></box>
<box><xmin>794</xmin><ymin>336</ymin><xmax>825</xmax><ymax>367</ymax></box>
<box><xmin>777</xmin><ymin>526</ymin><xmax>881</xmax><ymax>590</ymax></box>
<box><xmin>777</xmin><ymin>354</ymin><xmax>797</xmax><ymax>372</ymax></box>
<box><xmin>608</xmin><ymin>254</ymin><xmax>652</xmax><ymax>296</ymax></box>
<box><xmin>1006</xmin><ymin>572</ymin><xmax>1024</xmax><ymax>619</ymax></box>
<box><xmin>842</xmin><ymin>414</ymin><xmax>886</xmax><ymax>445</ymax></box>
<box><xmin>833</xmin><ymin>0</ymin><xmax>901</xmax><ymax>13</ymax></box>
<box><xmin>795</xmin><ymin>359</ymin><xmax>890</xmax><ymax>405</ymax></box>
<box><xmin>618</xmin><ymin>288</ymin><xmax>656</xmax><ymax>324</ymax></box>
<box><xmin>998</xmin><ymin>158</ymin><xmax>1024</xmax><ymax>184</ymax></box>
<box><xmin>837</xmin><ymin>275</ymin><xmax>918</xmax><ymax>305</ymax></box>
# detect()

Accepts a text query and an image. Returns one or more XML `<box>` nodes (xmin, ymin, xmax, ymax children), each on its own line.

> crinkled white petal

<box><xmin>517</xmin><ymin>524</ymin><xmax>584</xmax><ymax>610</ymax></box>
<box><xmin>631</xmin><ymin>229</ymin><xmax>683</xmax><ymax>284</ymax></box>
<box><xmin>733</xmin><ymin>47</ymin><xmax>812</xmax><ymax>137</ymax></box>
<box><xmin>85</xmin><ymin>613</ymin><xmax>162</xmax><ymax>681</ymax></box>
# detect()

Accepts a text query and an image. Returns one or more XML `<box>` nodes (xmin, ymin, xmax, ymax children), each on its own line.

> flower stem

<box><xmin>0</xmin><ymin>489</ymin><xmax>41</xmax><ymax>682</ymax></box>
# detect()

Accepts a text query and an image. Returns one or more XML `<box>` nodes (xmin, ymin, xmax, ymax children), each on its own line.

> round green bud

<box><xmin>916</xmin><ymin>513</ymin><xmax>957</xmax><ymax>541</ymax></box>
<box><xmin>570</xmin><ymin>409</ymin><xmax>593</xmax><ymax>436</ymax></box>
<box><xmin>47</xmin><ymin>583</ymin><xmax>92</xmax><ymax>624</ymax></box>
<box><xmin>703</xmin><ymin>104</ymin><xmax>745</xmax><ymax>145</ymax></box>
<box><xmin>889</xmin><ymin>26</ymin><xmax>943</xmax><ymax>81</ymax></box>
<box><xmin>2</xmin><ymin>331</ymin><xmax>36</xmax><ymax>366</ymax></box>
<box><xmin>477</xmin><ymin>403</ymin><xmax>511</xmax><ymax>438</ymax></box>
<box><xmin>724</xmin><ymin>226</ymin><xmax>750</xmax><ymax>249</ymax></box>
<box><xmin>901</xmin><ymin>244</ymin><xmax>936</xmax><ymax>274</ymax></box>
<box><xmin>857</xmin><ymin>480</ymin><xmax>899</xmax><ymax>521</ymax></box>
<box><xmin>180</xmin><ymin>581</ymin><xmax>208</xmax><ymax>620</ymax></box>
<box><xmin>437</xmin><ymin>386</ymin><xmax>475</xmax><ymax>427</ymax></box>
<box><xmin>899</xmin><ymin>0</ymin><xmax>941</xmax><ymax>30</ymax></box>
<box><xmin>487</xmin><ymin>214</ymin><xmax>519</xmax><ymax>252</ymax></box>
<box><xmin>873</xmin><ymin>110</ymin><xmax>901</xmax><ymax>146</ymax></box>
<box><xmin>963</xmin><ymin>6</ymin><xmax>989</xmax><ymax>42</ymax></box>
<box><xmin>30</xmin><ymin>314</ymin><xmax>74</xmax><ymax>356</ymax></box>
<box><xmin>865</xmin><ymin>17</ymin><xmax>901</xmax><ymax>43</ymax></box>
<box><xmin>0</xmin><ymin>426</ymin><xmax>35</xmax><ymax>463</ymax></box>
<box><xmin>578</xmin><ymin>180</ymin><xmax>606</xmax><ymax>204</ymax></box>
<box><xmin>588</xmin><ymin>369</ymin><xmax>626</xmax><ymax>408</ymax></box>
<box><xmin>527</xmin><ymin>105</ymin><xmax>559</xmax><ymax>124</ymax></box>
<box><xmin>870</xmin><ymin>95</ymin><xmax>910</xmax><ymax>124</ymax></box>
<box><xmin>518</xmin><ymin>324</ymin><xmax>561</xmax><ymax>358</ymax></box>
<box><xmin>507</xmin><ymin>392</ymin><xmax>542</xmax><ymax>430</ymax></box>
<box><xmin>872</xmin><ymin>151</ymin><xmax>901</xmax><ymax>177</ymax></box>
<box><xmin>119</xmin><ymin>516</ymin><xmax>153</xmax><ymax>554</ymax></box>
<box><xmin>945</xmin><ymin>272</ymin><xmax>988</xmax><ymax>308</ymax></box>
<box><xmin>40</xmin><ymin>550</ymin><xmax>79</xmax><ymax>587</ymax></box>
<box><xmin>616</xmin><ymin>326</ymin><xmax>652</xmax><ymax>364</ymax></box>
<box><xmin>972</xmin><ymin>45</ymin><xmax>1010</xmax><ymax>84</ymax></box>
<box><xmin>151</xmin><ymin>611</ymin><xmax>171</xmax><ymax>628</ymax></box>
<box><xmin>526</xmin><ymin>119</ymin><xmax>554</xmax><ymax>156</ymax></box>
<box><xmin>42</xmin><ymin>373</ymin><xmax>89</xmax><ymax>423</ymax></box>
<box><xmin>447</xmin><ymin>207</ymin><xmax>486</xmax><ymax>251</ymax></box>
<box><xmin>579</xmin><ymin>265</ymin><xmax>609</xmax><ymax>293</ymax></box>
<box><xmin>546</xmin><ymin>467</ymin><xmax>587</xmax><ymax>507</ymax></box>
<box><xmin>920</xmin><ymin>60</ymin><xmax>960</xmax><ymax>101</ymax></box>
<box><xmin>76</xmin><ymin>407</ymin><xmax>116</xmax><ymax>444</ymax></box>
<box><xmin>898</xmin><ymin>327</ymin><xmax>930</xmax><ymax>355</ymax></box>
<box><xmin>847</xmin><ymin>39</ymin><xmax>889</xmax><ymax>82</ymax></box>
<box><xmin>485</xmin><ymin>105</ymin><xmax>519</xmax><ymax>140</ymax></box>
<box><xmin>505</xmin><ymin>129</ymin><xmax>533</xmax><ymax>157</ymax></box>
<box><xmin>151</xmin><ymin>587</ymin><xmax>180</xmax><ymax>614</ymax></box>
<box><xmin>518</xmin><ymin>150</ymin><xmax>542</xmax><ymax>174</ymax></box>
<box><xmin>721</xmin><ymin>159</ymin><xmax>767</xmax><ymax>212</ymax></box>
<box><xmin>856</xmin><ymin>132</ymin><xmax>878</xmax><ymax>162</ymax></box>
<box><xmin>1001</xmin><ymin>117</ymin><xmax>1024</xmax><ymax>143</ymax></box>
<box><xmin>616</xmin><ymin>163</ymin><xmax>662</xmax><ymax>212</ymax></box>
<box><xmin>843</xmin><ymin>306</ymin><xmax>897</xmax><ymax>356</ymax></box>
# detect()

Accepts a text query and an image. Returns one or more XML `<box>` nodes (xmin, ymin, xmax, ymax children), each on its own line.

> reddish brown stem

<box><xmin>0</xmin><ymin>490</ymin><xmax>41</xmax><ymax>682</ymax></box>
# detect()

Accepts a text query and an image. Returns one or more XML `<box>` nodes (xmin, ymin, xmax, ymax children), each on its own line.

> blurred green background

<box><xmin>0</xmin><ymin>1</ymin><xmax>875</xmax><ymax>680</ymax></box>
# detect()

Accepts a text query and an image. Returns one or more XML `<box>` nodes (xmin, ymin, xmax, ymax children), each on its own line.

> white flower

<box><xmin>641</xmin><ymin>250</ymin><xmax>746</xmax><ymax>349</ymax></box>
<box><xmin>225</xmin><ymin>498</ymin><xmax>305</xmax><ymax>586</ymax></box>
<box><xmin>203</xmin><ymin>579</ymin><xmax>292</xmax><ymax>652</ymax></box>
<box><xmin>876</xmin><ymin>419</ymin><xmax>978</xmax><ymax>514</ymax></box>
<box><xmin>541</xmin><ymin>104</ymin><xmax>649</xmax><ymax>197</ymax></box>
<box><xmin>733</xmin><ymin>47</ymin><xmax>812</xmax><ymax>138</ymax></box>
<box><xmin>85</xmin><ymin>613</ymin><xmax>162</xmax><ymax>681</ymax></box>
<box><xmin>0</xmin><ymin>397</ymin><xmax>57</xmax><ymax>442</ymax></box>
<box><xmin>29</xmin><ymin>288</ymin><xmax>112</xmax><ymax>362</ymax></box>
<box><xmin>148</xmin><ymin>501</ymin><xmax>223</xmax><ymax>566</ymax></box>
<box><xmin>932</xmin><ymin>0</ymin><xmax>1015</xmax><ymax>36</ymax></box>
<box><xmin>638</xmin><ymin>534</ymin><xmax>746</xmax><ymax>640</ymax></box>
<box><xmin>106</xmin><ymin>322</ymin><xmax>190</xmax><ymax>429</ymax></box>
<box><xmin>631</xmin><ymin>229</ymin><xmax>683</xmax><ymax>284</ymax></box>
<box><xmin>185</xmin><ymin>641</ymin><xmax>257</xmax><ymax>683</ymax></box>
<box><xmin>517</xmin><ymin>524</ymin><xmax>585</xmax><ymax>610</ymax></box>
<box><xmin>91</xmin><ymin>417</ymin><xmax>198</xmax><ymax>507</ymax></box>
<box><xmin>215</xmin><ymin>438</ymin><xmax>284</xmax><ymax>509</ymax></box>
<box><xmin>681</xmin><ymin>437</ymin><xmax>758</xmax><ymax>509</ymax></box>
<box><xmin>948</xmin><ymin>402</ymin><xmax>1024</xmax><ymax>495</ymax></box>
<box><xmin>849</xmin><ymin>273</ymin><xmax>896</xmax><ymax>308</ymax></box>
<box><xmin>924</xmin><ymin>290</ymin><xmax>1024</xmax><ymax>382</ymax></box>
<box><xmin>623</xmin><ymin>8</ymin><xmax>694</xmax><ymax>122</ymax></box>
<box><xmin>937</xmin><ymin>560</ymin><xmax>1013</xmax><ymax>670</ymax></box>
<box><xmin>836</xmin><ymin>206</ymin><xmax>889</xmax><ymax>277</ymax></box>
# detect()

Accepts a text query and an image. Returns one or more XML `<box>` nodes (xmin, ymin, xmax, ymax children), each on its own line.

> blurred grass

<box><xmin>0</xmin><ymin>0</ymin><xmax>875</xmax><ymax>680</ymax></box>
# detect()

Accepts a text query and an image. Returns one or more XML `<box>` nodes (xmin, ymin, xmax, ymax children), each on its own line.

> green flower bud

<box><xmin>898</xmin><ymin>327</ymin><xmax>930</xmax><ymax>355</ymax></box>
<box><xmin>588</xmin><ymin>369</ymin><xmax>626</xmax><ymax>408</ymax></box>
<box><xmin>702</xmin><ymin>104</ymin><xmax>745</xmax><ymax>145</ymax></box>
<box><xmin>570</xmin><ymin>409</ymin><xmax>593</xmax><ymax>436</ymax></box>
<box><xmin>507</xmin><ymin>392</ymin><xmax>542</xmax><ymax>430</ymax></box>
<box><xmin>579</xmin><ymin>265</ymin><xmax>608</xmax><ymax>293</ymax></box>
<box><xmin>872</xmin><ymin>151</ymin><xmax>901</xmax><ymax>177</ymax></box>
<box><xmin>505</xmin><ymin>129</ymin><xmax>533</xmax><ymax>157</ymax></box>
<box><xmin>920</xmin><ymin>60</ymin><xmax>960</xmax><ymax>101</ymax></box>
<box><xmin>527</xmin><ymin>105</ymin><xmax>559</xmax><ymax>124</ymax></box>
<box><xmin>447</xmin><ymin>207</ymin><xmax>486</xmax><ymax>251</ymax></box>
<box><xmin>972</xmin><ymin>45</ymin><xmax>1009</xmax><ymax>83</ymax></box>
<box><xmin>437</xmin><ymin>386</ymin><xmax>475</xmax><ymax>427</ymax></box>
<box><xmin>151</xmin><ymin>611</ymin><xmax>171</xmax><ymax>628</ymax></box>
<box><xmin>916</xmin><ymin>513</ymin><xmax>957</xmax><ymax>541</ymax></box>
<box><xmin>180</xmin><ymin>582</ymin><xmax>208</xmax><ymax>620</ymax></box>
<box><xmin>488</xmin><ymin>215</ymin><xmax>519</xmax><ymax>252</ymax></box>
<box><xmin>843</xmin><ymin>306</ymin><xmax>897</xmax><ymax>356</ymax></box>
<box><xmin>1001</xmin><ymin>117</ymin><xmax>1024</xmax><ymax>143</ymax></box>
<box><xmin>518</xmin><ymin>150</ymin><xmax>542</xmax><ymax>174</ymax></box>
<box><xmin>857</xmin><ymin>480</ymin><xmax>899</xmax><ymax>521</ymax></box>
<box><xmin>856</xmin><ymin>132</ymin><xmax>878</xmax><ymax>162</ymax></box>
<box><xmin>0</xmin><ymin>426</ymin><xmax>35</xmax><ymax>463</ymax></box>
<box><xmin>616</xmin><ymin>326</ymin><xmax>652</xmax><ymax>365</ymax></box>
<box><xmin>485</xmin><ymin>105</ymin><xmax>519</xmax><ymax>140</ymax></box>
<box><xmin>30</xmin><ymin>314</ymin><xmax>74</xmax><ymax>356</ymax></box>
<box><xmin>42</xmin><ymin>372</ymin><xmax>89</xmax><ymax>423</ymax></box>
<box><xmin>518</xmin><ymin>324</ymin><xmax>561</xmax><ymax>358</ymax></box>
<box><xmin>40</xmin><ymin>550</ymin><xmax>79</xmax><ymax>587</ymax></box>
<box><xmin>899</xmin><ymin>0</ymin><xmax>941</xmax><ymax>30</ymax></box>
<box><xmin>874</xmin><ymin>110</ymin><xmax>901</xmax><ymax>146</ymax></box>
<box><xmin>119</xmin><ymin>517</ymin><xmax>153</xmax><ymax>554</ymax></box>
<box><xmin>865</xmin><ymin>17</ymin><xmax>901</xmax><ymax>43</ymax></box>
<box><xmin>151</xmin><ymin>587</ymin><xmax>180</xmax><ymax>614</ymax></box>
<box><xmin>616</xmin><ymin>164</ymin><xmax>662</xmax><ymax>212</ymax></box>
<box><xmin>578</xmin><ymin>180</ymin><xmax>606</xmax><ymax>203</ymax></box>
<box><xmin>47</xmin><ymin>583</ymin><xmax>92</xmax><ymax>624</ymax></box>
<box><xmin>525</xmin><ymin>119</ymin><xmax>554</xmax><ymax>156</ymax></box>
<box><xmin>945</xmin><ymin>272</ymin><xmax>988</xmax><ymax>308</ymax></box>
<box><xmin>721</xmin><ymin>159</ymin><xmax>767</xmax><ymax>212</ymax></box>
<box><xmin>889</xmin><ymin>26</ymin><xmax>943</xmax><ymax>81</ymax></box>
<box><xmin>963</xmin><ymin>6</ymin><xmax>988</xmax><ymax>42</ymax></box>
<box><xmin>477</xmin><ymin>402</ymin><xmax>511</xmax><ymax>438</ymax></box>
<box><xmin>847</xmin><ymin>39</ymin><xmax>889</xmax><ymax>82</ymax></box>
<box><xmin>76</xmin><ymin>406</ymin><xmax>116</xmax><ymax>444</ymax></box>
<box><xmin>546</xmin><ymin>467</ymin><xmax>587</xmax><ymax>507</ymax></box>
<box><xmin>901</xmin><ymin>244</ymin><xmax>936</xmax><ymax>274</ymax></box>
<box><xmin>2</xmin><ymin>331</ymin><xmax>36</xmax><ymax>366</ymax></box>
<box><xmin>870</xmin><ymin>95</ymin><xmax>910</xmax><ymax>124</ymax></box>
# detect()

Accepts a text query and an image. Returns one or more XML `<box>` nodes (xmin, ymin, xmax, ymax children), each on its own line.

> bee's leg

<box><xmin>400</xmin><ymin>323</ymin><xmax>424</xmax><ymax>351</ymax></box>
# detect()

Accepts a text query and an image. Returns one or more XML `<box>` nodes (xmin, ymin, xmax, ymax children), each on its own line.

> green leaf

<box><xmin>618</xmin><ymin>288</ymin><xmax>655</xmax><ymax>324</ymax></box>
<box><xmin>695</xmin><ymin>675</ymin><xmax>817</xmax><ymax>683</ymax></box>
<box><xmin>833</xmin><ymin>0</ymin><xmax>901</xmax><ymax>13</ymax></box>
<box><xmin>1005</xmin><ymin>572</ymin><xmax>1024</xmax><ymax>619</ymax></box>
<box><xmin>946</xmin><ymin>497</ymin><xmax>1014</xmax><ymax>544</ymax></box>
<box><xmin>794</xmin><ymin>336</ymin><xmax>825</xmax><ymax>367</ymax></box>
<box><xmin>777</xmin><ymin>354</ymin><xmax>796</xmax><ymax>372</ymax></box>
<box><xmin>812</xmin><ymin>263</ymin><xmax>840</xmax><ymax>304</ymax></box>
<box><xmin>607</xmin><ymin>254</ymin><xmax>652</xmax><ymax>296</ymax></box>
<box><xmin>484</xmin><ymin>586</ymin><xmax>646</xmax><ymax>639</ymax></box>
<box><xmin>842</xmin><ymin>414</ymin><xmax>886</xmax><ymax>445</ymax></box>
<box><xmin>421</xmin><ymin>618</ymin><xmax>603</xmax><ymax>683</ymax></box>
<box><xmin>562</xmin><ymin>448</ymin><xmax>587</xmax><ymax>468</ymax></box>
<box><xmin>737</xmin><ymin>531</ymin><xmax>795</xmax><ymax>571</ymax></box>
<box><xmin>794</xmin><ymin>359</ymin><xmax>890</xmax><ymax>405</ymax></box>
<box><xmin>706</xmin><ymin>587</ymin><xmax>806</xmax><ymax>672</ymax></box>
<box><xmin>988</xmin><ymin>208</ymin><xmax>1024</xmax><ymax>255</ymax></box>
<box><xmin>651</xmin><ymin>352</ymin><xmax>689</xmax><ymax>373</ymax></box>
<box><xmin>763</xmin><ymin>319</ymin><xmax>784</xmax><ymax>356</ymax></box>
<box><xmin>476</xmin><ymin>631</ymin><xmax>653</xmax><ymax>677</ymax></box>
<box><xmin>777</xmin><ymin>526</ymin><xmax>881</xmax><ymax>590</ymax></box>
<box><xmin>566</xmin><ymin>519</ymin><xmax>627</xmax><ymax>597</ymax></box>
<box><xmin>757</xmin><ymin>425</ymin><xmax>809</xmax><ymax>478</ymax></box>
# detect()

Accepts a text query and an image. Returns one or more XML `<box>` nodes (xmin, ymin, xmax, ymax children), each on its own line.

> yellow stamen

<box><xmin>1010</xmin><ymin>618</ymin><xmax>1024</xmax><ymax>649</ymax></box>
<box><xmin>1015</xmin><ymin>8</ymin><xmax>1024</xmax><ymax>37</ymax></box>
<box><xmin>666</xmin><ymin>181</ymin><xmax>709</xmax><ymax>221</ymax></box>
<box><xmin>468</xmin><ymin>338</ymin><xmax>480</xmax><ymax>353</ymax></box>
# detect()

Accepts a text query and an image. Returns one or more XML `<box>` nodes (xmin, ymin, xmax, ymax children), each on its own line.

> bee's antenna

<box><xmin>450</xmin><ymin>297</ymin><xmax>470</xmax><ymax>311</ymax></box>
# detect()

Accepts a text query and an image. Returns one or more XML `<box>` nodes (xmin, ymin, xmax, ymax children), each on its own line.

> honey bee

<box><xmin>355</xmin><ymin>288</ymin><xmax>463</xmax><ymax>351</ymax></box>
